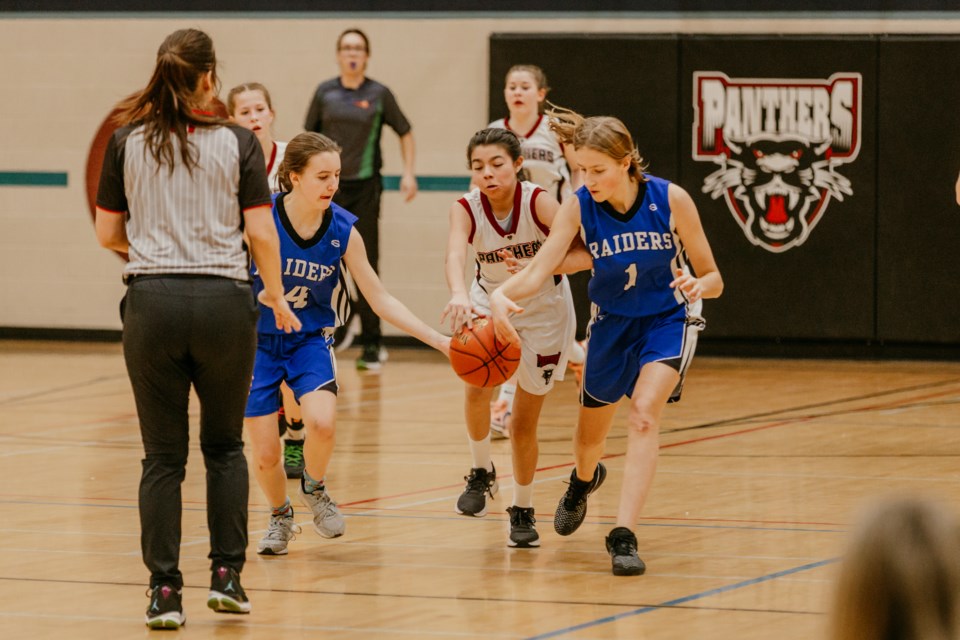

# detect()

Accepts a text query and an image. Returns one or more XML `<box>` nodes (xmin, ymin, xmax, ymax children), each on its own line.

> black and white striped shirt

<box><xmin>96</xmin><ymin>123</ymin><xmax>271</xmax><ymax>282</ymax></box>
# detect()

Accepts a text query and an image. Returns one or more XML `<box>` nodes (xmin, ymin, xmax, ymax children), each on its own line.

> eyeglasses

<box><xmin>339</xmin><ymin>45</ymin><xmax>367</xmax><ymax>53</ymax></box>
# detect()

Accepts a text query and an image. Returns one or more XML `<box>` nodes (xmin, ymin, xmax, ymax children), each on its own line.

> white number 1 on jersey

<box><xmin>624</xmin><ymin>263</ymin><xmax>637</xmax><ymax>291</ymax></box>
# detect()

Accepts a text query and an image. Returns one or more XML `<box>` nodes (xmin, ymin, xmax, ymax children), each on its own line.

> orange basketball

<box><xmin>449</xmin><ymin>316</ymin><xmax>521</xmax><ymax>387</ymax></box>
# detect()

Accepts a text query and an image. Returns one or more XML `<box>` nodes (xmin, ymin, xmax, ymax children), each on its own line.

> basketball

<box><xmin>449</xmin><ymin>317</ymin><xmax>521</xmax><ymax>387</ymax></box>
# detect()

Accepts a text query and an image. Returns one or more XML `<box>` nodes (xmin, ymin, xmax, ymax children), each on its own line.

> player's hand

<box><xmin>497</xmin><ymin>248</ymin><xmax>529</xmax><ymax>274</ymax></box>
<box><xmin>258</xmin><ymin>290</ymin><xmax>302</xmax><ymax>333</ymax></box>
<box><xmin>669</xmin><ymin>269</ymin><xmax>703</xmax><ymax>303</ymax></box>
<box><xmin>489</xmin><ymin>289</ymin><xmax>523</xmax><ymax>345</ymax></box>
<box><xmin>440</xmin><ymin>292</ymin><xmax>476</xmax><ymax>333</ymax></box>
<box><xmin>400</xmin><ymin>172</ymin><xmax>418</xmax><ymax>203</ymax></box>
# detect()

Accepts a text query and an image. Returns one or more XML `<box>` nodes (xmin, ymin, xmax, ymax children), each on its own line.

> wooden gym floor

<box><xmin>1</xmin><ymin>339</ymin><xmax>959</xmax><ymax>639</ymax></box>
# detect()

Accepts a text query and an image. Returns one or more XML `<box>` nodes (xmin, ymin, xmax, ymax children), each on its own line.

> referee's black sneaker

<box><xmin>554</xmin><ymin>462</ymin><xmax>606</xmax><ymax>536</ymax></box>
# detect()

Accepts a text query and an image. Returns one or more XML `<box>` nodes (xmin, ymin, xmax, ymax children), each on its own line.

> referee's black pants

<box><xmin>121</xmin><ymin>276</ymin><xmax>257</xmax><ymax>589</ymax></box>
<box><xmin>334</xmin><ymin>177</ymin><xmax>382</xmax><ymax>346</ymax></box>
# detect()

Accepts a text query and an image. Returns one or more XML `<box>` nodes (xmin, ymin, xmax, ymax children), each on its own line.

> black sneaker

<box><xmin>357</xmin><ymin>342</ymin><xmax>387</xmax><ymax>371</ymax></box>
<box><xmin>283</xmin><ymin>438</ymin><xmax>305</xmax><ymax>479</ymax></box>
<box><xmin>506</xmin><ymin>506</ymin><xmax>540</xmax><ymax>548</ymax></box>
<box><xmin>145</xmin><ymin>583</ymin><xmax>185</xmax><ymax>629</ymax></box>
<box><xmin>605</xmin><ymin>526</ymin><xmax>646</xmax><ymax>576</ymax></box>
<box><xmin>554</xmin><ymin>462</ymin><xmax>607</xmax><ymax>536</ymax></box>
<box><xmin>455</xmin><ymin>464</ymin><xmax>498</xmax><ymax>516</ymax></box>
<box><xmin>207</xmin><ymin>565</ymin><xmax>251</xmax><ymax>614</ymax></box>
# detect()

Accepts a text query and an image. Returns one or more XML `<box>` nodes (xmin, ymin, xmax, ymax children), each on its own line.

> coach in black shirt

<box><xmin>304</xmin><ymin>27</ymin><xmax>417</xmax><ymax>370</ymax></box>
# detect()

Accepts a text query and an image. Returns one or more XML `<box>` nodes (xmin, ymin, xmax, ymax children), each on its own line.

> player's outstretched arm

<box><xmin>345</xmin><ymin>227</ymin><xmax>450</xmax><ymax>357</ymax></box>
<box><xmin>496</xmin><ymin>196</ymin><xmax>581</xmax><ymax>303</ymax></box>
<box><xmin>490</xmin><ymin>196</ymin><xmax>581</xmax><ymax>343</ymax></box>
<box><xmin>440</xmin><ymin>201</ymin><xmax>477</xmax><ymax>332</ymax></box>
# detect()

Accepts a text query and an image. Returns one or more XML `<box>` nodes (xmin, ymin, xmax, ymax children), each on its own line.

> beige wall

<box><xmin>1</xmin><ymin>14</ymin><xmax>957</xmax><ymax>332</ymax></box>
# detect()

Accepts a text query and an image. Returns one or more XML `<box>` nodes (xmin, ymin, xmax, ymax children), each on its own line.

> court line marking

<box><xmin>525</xmin><ymin>558</ymin><xmax>839</xmax><ymax>639</ymax></box>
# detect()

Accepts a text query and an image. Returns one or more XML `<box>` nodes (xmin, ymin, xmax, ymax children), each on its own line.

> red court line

<box><xmin>343</xmin><ymin>384</ymin><xmax>960</xmax><ymax>508</ymax></box>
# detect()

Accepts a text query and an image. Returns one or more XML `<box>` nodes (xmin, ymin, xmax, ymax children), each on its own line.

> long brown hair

<box><xmin>831</xmin><ymin>495</ymin><xmax>960</xmax><ymax>640</ymax></box>
<box><xmin>277</xmin><ymin>132</ymin><xmax>342</xmax><ymax>193</ymax></box>
<box><xmin>114</xmin><ymin>28</ymin><xmax>221</xmax><ymax>173</ymax></box>
<box><xmin>546</xmin><ymin>103</ymin><xmax>647</xmax><ymax>181</ymax></box>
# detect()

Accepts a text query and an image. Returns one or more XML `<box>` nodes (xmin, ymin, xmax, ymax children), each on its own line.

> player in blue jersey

<box><xmin>490</xmin><ymin>107</ymin><xmax>723</xmax><ymax>576</ymax></box>
<box><xmin>244</xmin><ymin>132</ymin><xmax>450</xmax><ymax>556</ymax></box>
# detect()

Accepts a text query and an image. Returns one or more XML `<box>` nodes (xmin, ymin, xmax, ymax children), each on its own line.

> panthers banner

<box><xmin>692</xmin><ymin>72</ymin><xmax>862</xmax><ymax>253</ymax></box>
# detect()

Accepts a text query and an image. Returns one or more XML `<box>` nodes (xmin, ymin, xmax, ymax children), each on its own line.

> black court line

<box><xmin>0</xmin><ymin>374</ymin><xmax>128</xmax><ymax>407</ymax></box>
<box><xmin>0</xmin><ymin>575</ymin><xmax>823</xmax><ymax>615</ymax></box>
<box><xmin>656</xmin><ymin>375</ymin><xmax>960</xmax><ymax>437</ymax></box>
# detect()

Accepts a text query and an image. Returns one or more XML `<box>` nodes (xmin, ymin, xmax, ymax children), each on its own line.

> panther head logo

<box><xmin>702</xmin><ymin>134</ymin><xmax>853</xmax><ymax>251</ymax></box>
<box><xmin>693</xmin><ymin>72</ymin><xmax>861</xmax><ymax>253</ymax></box>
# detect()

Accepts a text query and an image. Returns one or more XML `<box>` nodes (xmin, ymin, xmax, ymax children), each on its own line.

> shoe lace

<box><xmin>561</xmin><ymin>479</ymin><xmax>589</xmax><ymax>510</ymax></box>
<box><xmin>609</xmin><ymin>533</ymin><xmax>637</xmax><ymax>557</ymax></box>
<box><xmin>509</xmin><ymin>507</ymin><xmax>535</xmax><ymax>528</ymax></box>
<box><xmin>314</xmin><ymin>491</ymin><xmax>340</xmax><ymax>517</ymax></box>
<box><xmin>283</xmin><ymin>442</ymin><xmax>304</xmax><ymax>467</ymax></box>
<box><xmin>265</xmin><ymin>514</ymin><xmax>301</xmax><ymax>541</ymax></box>
<box><xmin>463</xmin><ymin>469</ymin><xmax>494</xmax><ymax>496</ymax></box>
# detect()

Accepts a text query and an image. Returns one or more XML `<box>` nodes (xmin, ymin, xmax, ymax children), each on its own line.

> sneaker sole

<box><xmin>612</xmin><ymin>563</ymin><xmax>646</xmax><ymax>576</ymax></box>
<box><xmin>145</xmin><ymin>613</ymin><xmax>185</xmax><ymax>629</ymax></box>
<box><xmin>507</xmin><ymin>537</ymin><xmax>540</xmax><ymax>548</ymax></box>
<box><xmin>284</xmin><ymin>468</ymin><xmax>305</xmax><ymax>479</ymax></box>
<box><xmin>313</xmin><ymin>525</ymin><xmax>344</xmax><ymax>538</ymax></box>
<box><xmin>207</xmin><ymin>593</ymin><xmax>251</xmax><ymax>614</ymax></box>
<box><xmin>256</xmin><ymin>545</ymin><xmax>289</xmax><ymax>556</ymax></box>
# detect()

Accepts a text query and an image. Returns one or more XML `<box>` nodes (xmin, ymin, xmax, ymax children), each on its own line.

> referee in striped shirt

<box><xmin>95</xmin><ymin>28</ymin><xmax>299</xmax><ymax>629</ymax></box>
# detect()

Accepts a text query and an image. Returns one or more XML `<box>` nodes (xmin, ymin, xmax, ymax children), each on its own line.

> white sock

<box><xmin>468</xmin><ymin>433</ymin><xmax>493</xmax><ymax>471</ymax></box>
<box><xmin>496</xmin><ymin>382</ymin><xmax>517</xmax><ymax>408</ymax></box>
<box><xmin>513</xmin><ymin>482</ymin><xmax>534</xmax><ymax>509</ymax></box>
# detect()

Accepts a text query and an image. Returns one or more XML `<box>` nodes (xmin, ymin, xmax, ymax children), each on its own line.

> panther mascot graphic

<box><xmin>702</xmin><ymin>134</ymin><xmax>853</xmax><ymax>253</ymax></box>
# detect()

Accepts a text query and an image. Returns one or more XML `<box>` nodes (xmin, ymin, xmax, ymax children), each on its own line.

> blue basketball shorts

<box><xmin>580</xmin><ymin>305</ymin><xmax>704</xmax><ymax>407</ymax></box>
<box><xmin>245</xmin><ymin>331</ymin><xmax>338</xmax><ymax>418</ymax></box>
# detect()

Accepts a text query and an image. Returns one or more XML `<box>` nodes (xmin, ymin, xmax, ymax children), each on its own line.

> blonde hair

<box><xmin>831</xmin><ymin>495</ymin><xmax>960</xmax><ymax>640</ymax></box>
<box><xmin>276</xmin><ymin>132</ymin><xmax>342</xmax><ymax>192</ymax></box>
<box><xmin>546</xmin><ymin>103</ymin><xmax>647</xmax><ymax>181</ymax></box>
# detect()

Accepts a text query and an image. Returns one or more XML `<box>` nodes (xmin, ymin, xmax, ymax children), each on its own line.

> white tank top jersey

<box><xmin>267</xmin><ymin>140</ymin><xmax>287</xmax><ymax>193</ymax></box>
<box><xmin>489</xmin><ymin>115</ymin><xmax>572</xmax><ymax>202</ymax></box>
<box><xmin>457</xmin><ymin>181</ymin><xmax>557</xmax><ymax>300</ymax></box>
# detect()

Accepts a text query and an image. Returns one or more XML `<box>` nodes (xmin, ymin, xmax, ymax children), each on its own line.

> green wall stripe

<box><xmin>382</xmin><ymin>175</ymin><xmax>470</xmax><ymax>192</ymax></box>
<box><xmin>0</xmin><ymin>172</ymin><xmax>68</xmax><ymax>187</ymax></box>
<box><xmin>0</xmin><ymin>171</ymin><xmax>470</xmax><ymax>192</ymax></box>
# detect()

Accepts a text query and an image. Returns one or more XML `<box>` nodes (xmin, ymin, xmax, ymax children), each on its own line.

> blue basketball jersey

<box><xmin>578</xmin><ymin>176</ymin><xmax>690</xmax><ymax>318</ymax></box>
<box><xmin>251</xmin><ymin>193</ymin><xmax>356</xmax><ymax>334</ymax></box>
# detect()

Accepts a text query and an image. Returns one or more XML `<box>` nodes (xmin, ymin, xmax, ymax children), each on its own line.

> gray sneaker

<box><xmin>298</xmin><ymin>484</ymin><xmax>345</xmax><ymax>538</ymax></box>
<box><xmin>257</xmin><ymin>511</ymin><xmax>301</xmax><ymax>555</ymax></box>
